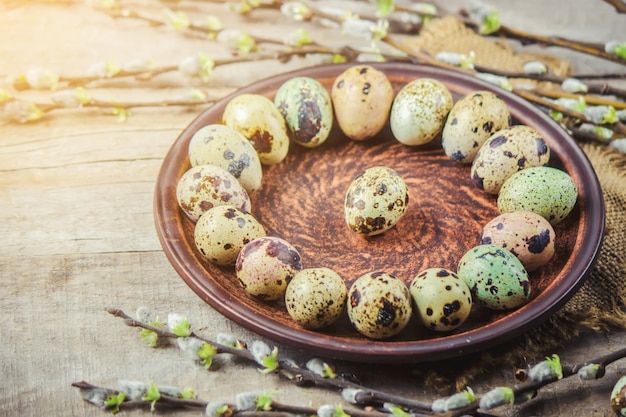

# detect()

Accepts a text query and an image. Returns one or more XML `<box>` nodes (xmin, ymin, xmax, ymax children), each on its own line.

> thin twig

<box><xmin>602</xmin><ymin>0</ymin><xmax>626</xmax><ymax>13</ymax></box>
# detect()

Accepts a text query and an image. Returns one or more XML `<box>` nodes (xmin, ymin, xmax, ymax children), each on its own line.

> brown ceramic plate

<box><xmin>154</xmin><ymin>62</ymin><xmax>604</xmax><ymax>363</ymax></box>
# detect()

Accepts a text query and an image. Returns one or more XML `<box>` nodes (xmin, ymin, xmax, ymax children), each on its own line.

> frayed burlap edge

<box><xmin>419</xmin><ymin>143</ymin><xmax>626</xmax><ymax>394</ymax></box>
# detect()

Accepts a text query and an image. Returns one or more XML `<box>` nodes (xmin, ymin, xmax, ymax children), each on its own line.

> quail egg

<box><xmin>347</xmin><ymin>271</ymin><xmax>412</xmax><ymax>339</ymax></box>
<box><xmin>442</xmin><ymin>90</ymin><xmax>511</xmax><ymax>163</ymax></box>
<box><xmin>187</xmin><ymin>124</ymin><xmax>263</xmax><ymax>193</ymax></box>
<box><xmin>457</xmin><ymin>244</ymin><xmax>530</xmax><ymax>310</ymax></box>
<box><xmin>331</xmin><ymin>65</ymin><xmax>394</xmax><ymax>141</ymax></box>
<box><xmin>222</xmin><ymin>93</ymin><xmax>290</xmax><ymax>165</ymax></box>
<box><xmin>285</xmin><ymin>267</ymin><xmax>347</xmax><ymax>329</ymax></box>
<box><xmin>471</xmin><ymin>125</ymin><xmax>551</xmax><ymax>194</ymax></box>
<box><xmin>235</xmin><ymin>236</ymin><xmax>302</xmax><ymax>301</ymax></box>
<box><xmin>344</xmin><ymin>166</ymin><xmax>409</xmax><ymax>236</ymax></box>
<box><xmin>410</xmin><ymin>268</ymin><xmax>473</xmax><ymax>332</ymax></box>
<box><xmin>194</xmin><ymin>205</ymin><xmax>266</xmax><ymax>266</ymax></box>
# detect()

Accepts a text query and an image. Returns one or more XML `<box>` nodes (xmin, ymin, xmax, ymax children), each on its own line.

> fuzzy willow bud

<box><xmin>478</xmin><ymin>387</ymin><xmax>514</xmax><ymax>410</ymax></box>
<box><xmin>561</xmin><ymin>77</ymin><xmax>588</xmax><ymax>93</ymax></box>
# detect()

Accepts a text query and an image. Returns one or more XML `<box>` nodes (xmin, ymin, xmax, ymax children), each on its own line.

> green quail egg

<box><xmin>457</xmin><ymin>244</ymin><xmax>530</xmax><ymax>310</ymax></box>
<box><xmin>390</xmin><ymin>78</ymin><xmax>453</xmax><ymax>146</ymax></box>
<box><xmin>274</xmin><ymin>76</ymin><xmax>333</xmax><ymax>148</ymax></box>
<box><xmin>187</xmin><ymin>124</ymin><xmax>263</xmax><ymax>193</ymax></box>
<box><xmin>480</xmin><ymin>211</ymin><xmax>556</xmax><ymax>272</ymax></box>
<box><xmin>176</xmin><ymin>165</ymin><xmax>251</xmax><ymax>222</ymax></box>
<box><xmin>344</xmin><ymin>166</ymin><xmax>409</xmax><ymax>236</ymax></box>
<box><xmin>409</xmin><ymin>268</ymin><xmax>472</xmax><ymax>332</ymax></box>
<box><xmin>442</xmin><ymin>90</ymin><xmax>511</xmax><ymax>163</ymax></box>
<box><xmin>285</xmin><ymin>267</ymin><xmax>347</xmax><ymax>329</ymax></box>
<box><xmin>347</xmin><ymin>271</ymin><xmax>412</xmax><ymax>339</ymax></box>
<box><xmin>194</xmin><ymin>206</ymin><xmax>266</xmax><ymax>266</ymax></box>
<box><xmin>498</xmin><ymin>166</ymin><xmax>578</xmax><ymax>225</ymax></box>
<box><xmin>471</xmin><ymin>125</ymin><xmax>551</xmax><ymax>194</ymax></box>
<box><xmin>331</xmin><ymin>65</ymin><xmax>394</xmax><ymax>141</ymax></box>
<box><xmin>222</xmin><ymin>93</ymin><xmax>289</xmax><ymax>165</ymax></box>
<box><xmin>235</xmin><ymin>236</ymin><xmax>302</xmax><ymax>301</ymax></box>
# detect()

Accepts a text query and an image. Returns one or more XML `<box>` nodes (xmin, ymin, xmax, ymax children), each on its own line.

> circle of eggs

<box><xmin>331</xmin><ymin>65</ymin><xmax>394</xmax><ymax>141</ymax></box>
<box><xmin>274</xmin><ymin>76</ymin><xmax>334</xmax><ymax>148</ymax></box>
<box><xmin>176</xmin><ymin>164</ymin><xmax>251</xmax><ymax>222</ymax></box>
<box><xmin>480</xmin><ymin>211</ymin><xmax>556</xmax><ymax>272</ymax></box>
<box><xmin>410</xmin><ymin>268</ymin><xmax>473</xmax><ymax>332</ymax></box>
<box><xmin>285</xmin><ymin>267</ymin><xmax>347</xmax><ymax>329</ymax></box>
<box><xmin>344</xmin><ymin>166</ymin><xmax>409</xmax><ymax>236</ymax></box>
<box><xmin>498</xmin><ymin>166</ymin><xmax>578</xmax><ymax>225</ymax></box>
<box><xmin>347</xmin><ymin>271</ymin><xmax>413</xmax><ymax>339</ymax></box>
<box><xmin>222</xmin><ymin>93</ymin><xmax>290</xmax><ymax>165</ymax></box>
<box><xmin>457</xmin><ymin>244</ymin><xmax>530</xmax><ymax>310</ymax></box>
<box><xmin>235</xmin><ymin>236</ymin><xmax>302</xmax><ymax>301</ymax></box>
<box><xmin>194</xmin><ymin>205</ymin><xmax>266</xmax><ymax>266</ymax></box>
<box><xmin>390</xmin><ymin>77</ymin><xmax>454</xmax><ymax>146</ymax></box>
<box><xmin>471</xmin><ymin>125</ymin><xmax>551</xmax><ymax>194</ymax></box>
<box><xmin>187</xmin><ymin>124</ymin><xmax>263</xmax><ymax>193</ymax></box>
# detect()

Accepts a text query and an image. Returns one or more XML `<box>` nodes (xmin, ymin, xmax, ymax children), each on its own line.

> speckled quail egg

<box><xmin>611</xmin><ymin>375</ymin><xmax>626</xmax><ymax>416</ymax></box>
<box><xmin>331</xmin><ymin>65</ymin><xmax>394</xmax><ymax>141</ymax></box>
<box><xmin>442</xmin><ymin>90</ymin><xmax>511</xmax><ymax>163</ymax></box>
<box><xmin>274</xmin><ymin>76</ymin><xmax>333</xmax><ymax>148</ymax></box>
<box><xmin>187</xmin><ymin>124</ymin><xmax>263</xmax><ymax>193</ymax></box>
<box><xmin>176</xmin><ymin>165</ymin><xmax>251</xmax><ymax>222</ymax></box>
<box><xmin>390</xmin><ymin>78</ymin><xmax>453</xmax><ymax>146</ymax></box>
<box><xmin>457</xmin><ymin>244</ymin><xmax>530</xmax><ymax>310</ymax></box>
<box><xmin>344</xmin><ymin>166</ymin><xmax>409</xmax><ymax>236</ymax></box>
<box><xmin>409</xmin><ymin>268</ymin><xmax>472</xmax><ymax>332</ymax></box>
<box><xmin>222</xmin><ymin>93</ymin><xmax>289</xmax><ymax>165</ymax></box>
<box><xmin>194</xmin><ymin>206</ymin><xmax>266</xmax><ymax>266</ymax></box>
<box><xmin>480</xmin><ymin>211</ymin><xmax>556</xmax><ymax>272</ymax></box>
<box><xmin>285</xmin><ymin>267</ymin><xmax>347</xmax><ymax>329</ymax></box>
<box><xmin>235</xmin><ymin>236</ymin><xmax>302</xmax><ymax>301</ymax></box>
<box><xmin>347</xmin><ymin>271</ymin><xmax>412</xmax><ymax>339</ymax></box>
<box><xmin>471</xmin><ymin>125</ymin><xmax>551</xmax><ymax>194</ymax></box>
<box><xmin>498</xmin><ymin>166</ymin><xmax>578</xmax><ymax>225</ymax></box>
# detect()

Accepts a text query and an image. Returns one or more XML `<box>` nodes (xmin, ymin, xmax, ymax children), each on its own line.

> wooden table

<box><xmin>1</xmin><ymin>1</ymin><xmax>625</xmax><ymax>416</ymax></box>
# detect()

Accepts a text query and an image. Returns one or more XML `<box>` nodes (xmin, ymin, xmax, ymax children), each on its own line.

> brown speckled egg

<box><xmin>188</xmin><ymin>124</ymin><xmax>263</xmax><ymax>193</ymax></box>
<box><xmin>285</xmin><ymin>267</ymin><xmax>347</xmax><ymax>329</ymax></box>
<box><xmin>331</xmin><ymin>65</ymin><xmax>394</xmax><ymax>141</ymax></box>
<box><xmin>274</xmin><ymin>76</ymin><xmax>333</xmax><ymax>148</ymax></box>
<box><xmin>480</xmin><ymin>211</ymin><xmax>556</xmax><ymax>272</ymax></box>
<box><xmin>390</xmin><ymin>78</ymin><xmax>453</xmax><ymax>146</ymax></box>
<box><xmin>176</xmin><ymin>165</ymin><xmax>251</xmax><ymax>222</ymax></box>
<box><xmin>442</xmin><ymin>90</ymin><xmax>511</xmax><ymax>163</ymax></box>
<box><xmin>344</xmin><ymin>166</ymin><xmax>409</xmax><ymax>236</ymax></box>
<box><xmin>194</xmin><ymin>206</ymin><xmax>266</xmax><ymax>266</ymax></box>
<box><xmin>470</xmin><ymin>125</ymin><xmax>550</xmax><ymax>194</ymax></box>
<box><xmin>347</xmin><ymin>271</ymin><xmax>412</xmax><ymax>339</ymax></box>
<box><xmin>409</xmin><ymin>268</ymin><xmax>472</xmax><ymax>332</ymax></box>
<box><xmin>222</xmin><ymin>93</ymin><xmax>289</xmax><ymax>165</ymax></box>
<box><xmin>235</xmin><ymin>236</ymin><xmax>302</xmax><ymax>301</ymax></box>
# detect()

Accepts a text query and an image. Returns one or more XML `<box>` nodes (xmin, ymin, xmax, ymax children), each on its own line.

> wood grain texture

<box><xmin>0</xmin><ymin>1</ymin><xmax>624</xmax><ymax>416</ymax></box>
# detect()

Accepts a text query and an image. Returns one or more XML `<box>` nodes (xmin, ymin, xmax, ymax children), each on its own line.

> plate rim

<box><xmin>154</xmin><ymin>62</ymin><xmax>605</xmax><ymax>363</ymax></box>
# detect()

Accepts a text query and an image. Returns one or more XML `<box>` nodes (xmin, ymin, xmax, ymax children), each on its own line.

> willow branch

<box><xmin>602</xmin><ymin>0</ymin><xmax>626</xmax><ymax>13</ymax></box>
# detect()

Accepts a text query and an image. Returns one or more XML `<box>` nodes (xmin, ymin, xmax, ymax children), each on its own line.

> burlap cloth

<box><xmin>398</xmin><ymin>16</ymin><xmax>626</xmax><ymax>391</ymax></box>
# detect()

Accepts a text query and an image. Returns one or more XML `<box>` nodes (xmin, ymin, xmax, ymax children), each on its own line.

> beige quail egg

<box><xmin>409</xmin><ymin>268</ymin><xmax>472</xmax><ymax>332</ymax></box>
<box><xmin>347</xmin><ymin>271</ymin><xmax>412</xmax><ymax>339</ymax></box>
<box><xmin>471</xmin><ymin>125</ymin><xmax>550</xmax><ymax>194</ymax></box>
<box><xmin>498</xmin><ymin>166</ymin><xmax>578</xmax><ymax>225</ymax></box>
<box><xmin>187</xmin><ymin>124</ymin><xmax>263</xmax><ymax>193</ymax></box>
<box><xmin>274</xmin><ymin>76</ymin><xmax>333</xmax><ymax>148</ymax></box>
<box><xmin>285</xmin><ymin>267</ymin><xmax>347</xmax><ymax>329</ymax></box>
<box><xmin>194</xmin><ymin>206</ymin><xmax>266</xmax><ymax>266</ymax></box>
<box><xmin>390</xmin><ymin>78</ymin><xmax>453</xmax><ymax>146</ymax></box>
<box><xmin>235</xmin><ymin>236</ymin><xmax>302</xmax><ymax>301</ymax></box>
<box><xmin>222</xmin><ymin>93</ymin><xmax>289</xmax><ymax>165</ymax></box>
<box><xmin>457</xmin><ymin>244</ymin><xmax>530</xmax><ymax>310</ymax></box>
<box><xmin>442</xmin><ymin>90</ymin><xmax>511</xmax><ymax>163</ymax></box>
<box><xmin>344</xmin><ymin>166</ymin><xmax>409</xmax><ymax>236</ymax></box>
<box><xmin>176</xmin><ymin>165</ymin><xmax>251</xmax><ymax>222</ymax></box>
<box><xmin>331</xmin><ymin>65</ymin><xmax>394</xmax><ymax>141</ymax></box>
<box><xmin>480</xmin><ymin>211</ymin><xmax>556</xmax><ymax>272</ymax></box>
